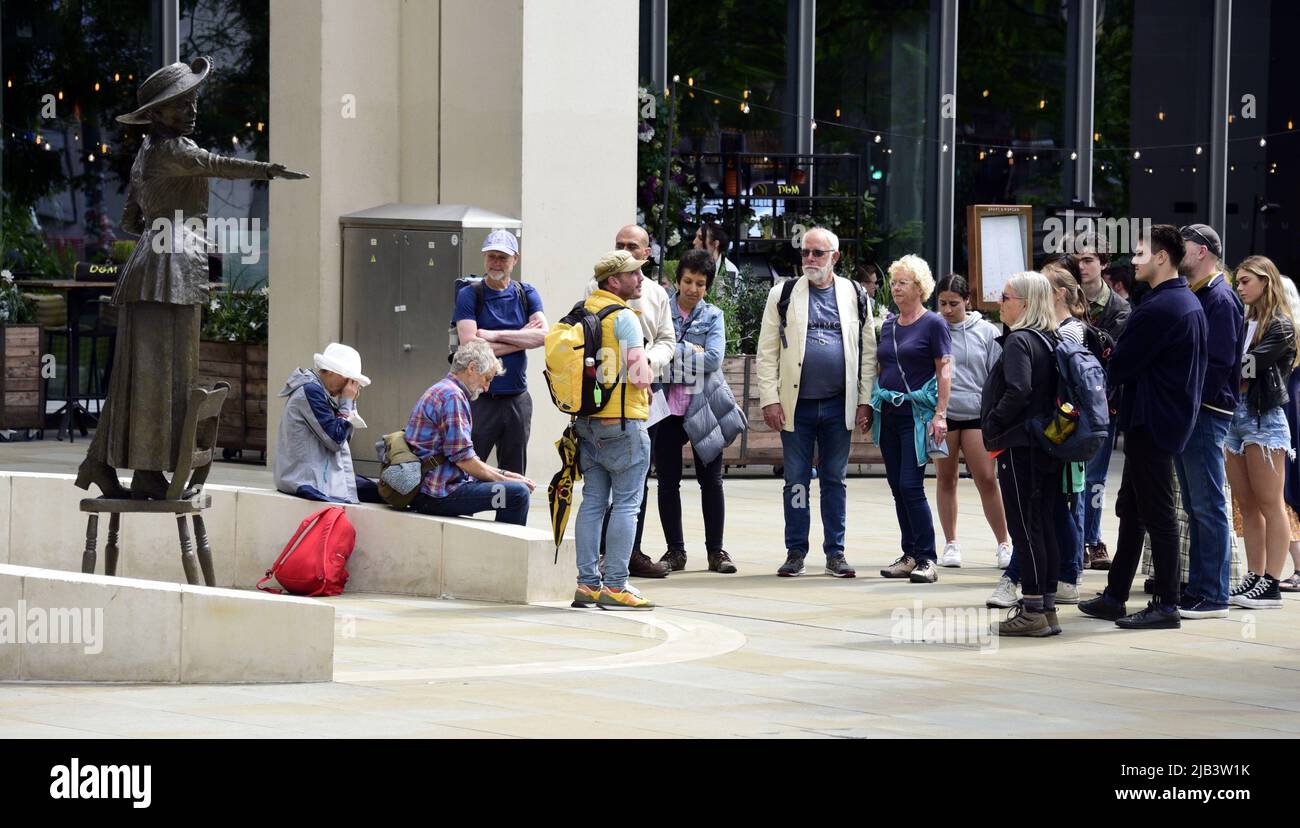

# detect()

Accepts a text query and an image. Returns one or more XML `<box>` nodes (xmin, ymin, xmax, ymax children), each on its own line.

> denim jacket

<box><xmin>665</xmin><ymin>296</ymin><xmax>725</xmax><ymax>381</ymax></box>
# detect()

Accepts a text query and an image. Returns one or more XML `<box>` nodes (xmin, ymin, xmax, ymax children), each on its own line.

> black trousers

<box><xmin>1107</xmin><ymin>427</ymin><xmax>1179</xmax><ymax>605</ymax></box>
<box><xmin>997</xmin><ymin>445</ymin><xmax>1062</xmax><ymax>596</ymax></box>
<box><xmin>655</xmin><ymin>414</ymin><xmax>725</xmax><ymax>553</ymax></box>
<box><xmin>470</xmin><ymin>391</ymin><xmax>532</xmax><ymax>475</ymax></box>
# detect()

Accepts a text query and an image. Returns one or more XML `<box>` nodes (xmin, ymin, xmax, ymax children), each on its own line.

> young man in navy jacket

<box><xmin>1175</xmin><ymin>224</ymin><xmax>1245</xmax><ymax>619</ymax></box>
<box><xmin>1080</xmin><ymin>225</ymin><xmax>1208</xmax><ymax>629</ymax></box>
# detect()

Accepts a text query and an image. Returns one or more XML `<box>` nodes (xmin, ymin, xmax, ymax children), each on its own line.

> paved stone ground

<box><xmin>1</xmin><ymin>439</ymin><xmax>1298</xmax><ymax>738</ymax></box>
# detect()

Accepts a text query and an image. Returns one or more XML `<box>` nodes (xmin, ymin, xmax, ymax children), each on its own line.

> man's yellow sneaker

<box><xmin>572</xmin><ymin>583</ymin><xmax>602</xmax><ymax>608</ymax></box>
<box><xmin>598</xmin><ymin>584</ymin><xmax>654</xmax><ymax>611</ymax></box>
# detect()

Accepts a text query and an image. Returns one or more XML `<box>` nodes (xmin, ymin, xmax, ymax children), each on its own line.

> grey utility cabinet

<box><xmin>339</xmin><ymin>203</ymin><xmax>523</xmax><ymax>475</ymax></box>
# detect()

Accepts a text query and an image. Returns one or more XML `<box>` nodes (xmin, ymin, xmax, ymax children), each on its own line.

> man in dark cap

<box><xmin>75</xmin><ymin>57</ymin><xmax>307</xmax><ymax>499</ymax></box>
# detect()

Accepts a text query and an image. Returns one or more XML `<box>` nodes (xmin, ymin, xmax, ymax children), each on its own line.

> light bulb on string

<box><xmin>1196</xmin><ymin>146</ymin><xmax>1203</xmax><ymax>155</ymax></box>
<box><xmin>874</xmin><ymin>134</ymin><xmax>881</xmax><ymax>143</ymax></box>
<box><xmin>942</xmin><ymin>143</ymin><xmax>949</xmax><ymax>153</ymax></box>
<box><xmin>1133</xmin><ymin>150</ymin><xmax>1141</xmax><ymax>159</ymax></box>
<box><xmin>1070</xmin><ymin>151</ymin><xmax>1077</xmax><ymax>160</ymax></box>
<box><xmin>1260</xmin><ymin>137</ymin><xmax>1267</xmax><ymax>147</ymax></box>
<box><xmin>1006</xmin><ymin>149</ymin><xmax>1013</xmax><ymax>158</ymax></box>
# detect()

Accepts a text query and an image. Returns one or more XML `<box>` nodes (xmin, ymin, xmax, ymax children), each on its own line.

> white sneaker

<box><xmin>940</xmin><ymin>541</ymin><xmax>962</xmax><ymax>568</ymax></box>
<box><xmin>1055</xmin><ymin>582</ymin><xmax>1080</xmax><ymax>604</ymax></box>
<box><xmin>987</xmin><ymin>575</ymin><xmax>1020</xmax><ymax>608</ymax></box>
<box><xmin>996</xmin><ymin>542</ymin><xmax>1013</xmax><ymax>570</ymax></box>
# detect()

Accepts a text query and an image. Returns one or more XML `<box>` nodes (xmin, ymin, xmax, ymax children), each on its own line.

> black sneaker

<box><xmin>1078</xmin><ymin>591</ymin><xmax>1127</xmax><ymax>621</ymax></box>
<box><xmin>707</xmin><ymin>550</ymin><xmax>737</xmax><ymax>574</ymax></box>
<box><xmin>1116</xmin><ymin>599</ymin><xmax>1181</xmax><ymax>629</ymax></box>
<box><xmin>1178</xmin><ymin>595</ymin><xmax>1230</xmax><ymax>619</ymax></box>
<box><xmin>1230</xmin><ymin>574</ymin><xmax>1283</xmax><ymax>609</ymax></box>
<box><xmin>1229</xmin><ymin>571</ymin><xmax>1261</xmax><ymax>600</ymax></box>
<box><xmin>777</xmin><ymin>552</ymin><xmax>806</xmax><ymax>577</ymax></box>
<box><xmin>660</xmin><ymin>548</ymin><xmax>687</xmax><ymax>572</ymax></box>
<box><xmin>824</xmin><ymin>556</ymin><xmax>856</xmax><ymax>578</ymax></box>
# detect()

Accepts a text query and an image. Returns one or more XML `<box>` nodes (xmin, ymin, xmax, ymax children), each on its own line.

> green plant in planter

<box><xmin>202</xmin><ymin>270</ymin><xmax>268</xmax><ymax>345</ymax></box>
<box><xmin>109</xmin><ymin>240</ymin><xmax>136</xmax><ymax>264</ymax></box>
<box><xmin>0</xmin><ymin>270</ymin><xmax>34</xmax><ymax>324</ymax></box>
<box><xmin>712</xmin><ymin>265</ymin><xmax>771</xmax><ymax>356</ymax></box>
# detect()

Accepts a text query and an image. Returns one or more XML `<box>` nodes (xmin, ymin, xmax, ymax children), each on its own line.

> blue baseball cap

<box><xmin>482</xmin><ymin>229</ymin><xmax>519</xmax><ymax>256</ymax></box>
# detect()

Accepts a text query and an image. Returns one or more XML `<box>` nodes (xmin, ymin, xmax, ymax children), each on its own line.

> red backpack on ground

<box><xmin>257</xmin><ymin>506</ymin><xmax>356</xmax><ymax>597</ymax></box>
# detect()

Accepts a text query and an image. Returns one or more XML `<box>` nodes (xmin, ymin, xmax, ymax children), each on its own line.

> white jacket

<box><xmin>584</xmin><ymin>276</ymin><xmax>677</xmax><ymax>379</ymax></box>
<box><xmin>755</xmin><ymin>274</ymin><xmax>878</xmax><ymax>432</ymax></box>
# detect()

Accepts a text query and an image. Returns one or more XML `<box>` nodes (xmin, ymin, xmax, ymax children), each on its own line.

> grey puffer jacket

<box><xmin>947</xmin><ymin>311</ymin><xmax>1002</xmax><ymax>421</ymax></box>
<box><xmin>666</xmin><ymin>298</ymin><xmax>747</xmax><ymax>465</ymax></box>
<box><xmin>683</xmin><ymin>371</ymin><xmax>748</xmax><ymax>466</ymax></box>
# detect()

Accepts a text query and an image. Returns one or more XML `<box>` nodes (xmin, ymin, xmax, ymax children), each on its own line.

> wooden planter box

<box><xmin>0</xmin><ymin>324</ymin><xmax>45</xmax><ymax>429</ymax></box>
<box><xmin>684</xmin><ymin>354</ymin><xmax>883</xmax><ymax>469</ymax></box>
<box><xmin>198</xmin><ymin>340</ymin><xmax>267</xmax><ymax>455</ymax></box>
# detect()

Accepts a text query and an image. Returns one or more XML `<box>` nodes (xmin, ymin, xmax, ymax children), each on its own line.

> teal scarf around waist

<box><xmin>870</xmin><ymin>376</ymin><xmax>939</xmax><ymax>467</ymax></box>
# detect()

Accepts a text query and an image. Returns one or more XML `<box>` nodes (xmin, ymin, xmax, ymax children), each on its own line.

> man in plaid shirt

<box><xmin>404</xmin><ymin>340</ymin><xmax>536</xmax><ymax>524</ymax></box>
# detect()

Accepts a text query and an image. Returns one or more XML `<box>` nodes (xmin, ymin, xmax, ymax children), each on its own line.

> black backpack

<box><xmin>446</xmin><ymin>278</ymin><xmax>530</xmax><ymax>363</ymax></box>
<box><xmin>776</xmin><ymin>276</ymin><xmax>873</xmax><ymax>385</ymax></box>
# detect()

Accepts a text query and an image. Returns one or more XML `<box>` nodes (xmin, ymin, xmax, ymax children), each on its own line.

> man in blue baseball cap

<box><xmin>452</xmin><ymin>229</ymin><xmax>547</xmax><ymax>474</ymax></box>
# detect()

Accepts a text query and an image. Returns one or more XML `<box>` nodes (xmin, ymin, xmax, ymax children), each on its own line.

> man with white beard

<box><xmin>755</xmin><ymin>227</ymin><xmax>877</xmax><ymax>577</ymax></box>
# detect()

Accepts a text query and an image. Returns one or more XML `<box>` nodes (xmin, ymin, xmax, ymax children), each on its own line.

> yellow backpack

<box><xmin>543</xmin><ymin>301</ymin><xmax>625</xmax><ymax>416</ymax></box>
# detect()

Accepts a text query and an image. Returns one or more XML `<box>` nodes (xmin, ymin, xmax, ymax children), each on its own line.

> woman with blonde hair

<box><xmin>981</xmin><ymin>272</ymin><xmax>1065</xmax><ymax>635</ymax></box>
<box><xmin>872</xmin><ymin>254</ymin><xmax>953</xmax><ymax>584</ymax></box>
<box><xmin>1227</xmin><ymin>255</ymin><xmax>1298</xmax><ymax>608</ymax></box>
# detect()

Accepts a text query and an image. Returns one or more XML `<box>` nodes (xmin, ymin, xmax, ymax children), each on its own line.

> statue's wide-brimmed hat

<box><xmin>116</xmin><ymin>57</ymin><xmax>211</xmax><ymax>125</ymax></box>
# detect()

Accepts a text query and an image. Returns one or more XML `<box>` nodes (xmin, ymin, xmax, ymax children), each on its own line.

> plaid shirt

<box><xmin>405</xmin><ymin>374</ymin><xmax>477</xmax><ymax>497</ymax></box>
<box><xmin>1140</xmin><ymin>475</ymin><xmax>1246</xmax><ymax>589</ymax></box>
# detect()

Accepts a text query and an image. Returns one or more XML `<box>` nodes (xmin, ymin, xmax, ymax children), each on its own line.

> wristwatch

<box><xmin>934</xmin><ymin>410</ymin><xmax>947</xmax><ymax>419</ymax></box>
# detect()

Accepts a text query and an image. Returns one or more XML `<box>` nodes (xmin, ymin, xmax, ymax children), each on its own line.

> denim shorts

<box><xmin>1225</xmin><ymin>401</ymin><xmax>1295</xmax><ymax>459</ymax></box>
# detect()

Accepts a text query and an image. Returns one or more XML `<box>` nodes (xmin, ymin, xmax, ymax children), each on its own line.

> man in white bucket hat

<box><xmin>273</xmin><ymin>343</ymin><xmax>383</xmax><ymax>504</ymax></box>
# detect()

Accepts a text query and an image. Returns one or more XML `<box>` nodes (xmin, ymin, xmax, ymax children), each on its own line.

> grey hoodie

<box><xmin>273</xmin><ymin>367</ymin><xmax>360</xmax><ymax>504</ymax></box>
<box><xmin>946</xmin><ymin>311</ymin><xmax>1002</xmax><ymax>422</ymax></box>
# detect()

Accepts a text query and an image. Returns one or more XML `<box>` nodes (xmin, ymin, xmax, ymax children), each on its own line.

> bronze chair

<box><xmin>79</xmin><ymin>382</ymin><xmax>230</xmax><ymax>586</ymax></box>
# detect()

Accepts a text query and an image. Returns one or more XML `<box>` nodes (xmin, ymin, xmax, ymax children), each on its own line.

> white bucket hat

<box><xmin>313</xmin><ymin>343</ymin><xmax>371</xmax><ymax>387</ymax></box>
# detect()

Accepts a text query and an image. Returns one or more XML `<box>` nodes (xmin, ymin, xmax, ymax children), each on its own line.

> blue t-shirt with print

<box><xmin>799</xmin><ymin>282</ymin><xmax>847</xmax><ymax>400</ymax></box>
<box><xmin>878</xmin><ymin>311</ymin><xmax>952</xmax><ymax>401</ymax></box>
<box><xmin>453</xmin><ymin>279</ymin><xmax>544</xmax><ymax>394</ymax></box>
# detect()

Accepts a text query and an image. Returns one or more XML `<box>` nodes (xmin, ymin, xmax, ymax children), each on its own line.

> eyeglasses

<box><xmin>890</xmin><ymin>279</ymin><xmax>915</xmax><ymax>289</ymax></box>
<box><xmin>1000</xmin><ymin>293</ymin><xmax>1023</xmax><ymax>303</ymax></box>
<box><xmin>800</xmin><ymin>249</ymin><xmax>830</xmax><ymax>259</ymax></box>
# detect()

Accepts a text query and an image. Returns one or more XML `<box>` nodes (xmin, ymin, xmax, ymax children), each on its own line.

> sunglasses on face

<box><xmin>1180</xmin><ymin>226</ymin><xmax>1218</xmax><ymax>255</ymax></box>
<box><xmin>800</xmin><ymin>249</ymin><xmax>830</xmax><ymax>259</ymax></box>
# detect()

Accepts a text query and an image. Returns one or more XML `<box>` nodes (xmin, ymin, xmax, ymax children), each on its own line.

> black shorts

<box><xmin>948</xmin><ymin>418</ymin><xmax>982</xmax><ymax>432</ymax></box>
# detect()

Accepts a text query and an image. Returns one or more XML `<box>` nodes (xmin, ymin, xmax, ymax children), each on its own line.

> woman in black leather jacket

<box><xmin>1225</xmin><ymin>255</ymin><xmax>1298</xmax><ymax>609</ymax></box>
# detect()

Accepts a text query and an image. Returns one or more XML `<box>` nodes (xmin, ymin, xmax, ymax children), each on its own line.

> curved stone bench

<box><xmin>0</xmin><ymin>563</ymin><xmax>332</xmax><ymax>683</ymax></box>
<box><xmin>0</xmin><ymin>472</ymin><xmax>576</xmax><ymax>605</ymax></box>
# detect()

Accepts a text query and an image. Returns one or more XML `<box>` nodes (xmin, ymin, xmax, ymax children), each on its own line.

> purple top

<box><xmin>877</xmin><ymin>311</ymin><xmax>952</xmax><ymax>393</ymax></box>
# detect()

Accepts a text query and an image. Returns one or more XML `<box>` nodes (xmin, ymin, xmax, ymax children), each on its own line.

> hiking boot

<box><xmin>707</xmin><ymin>550</ymin><xmax>737</xmax><ymax>574</ymax></box>
<box><xmin>598</xmin><ymin>583</ymin><xmax>655</xmax><ymax>611</ymax></box>
<box><xmin>998</xmin><ymin>605</ymin><xmax>1054</xmax><ymax>637</ymax></box>
<box><xmin>777</xmin><ymin>552</ymin><xmax>806</xmax><ymax>577</ymax></box>
<box><xmin>1115</xmin><ymin>599</ymin><xmax>1181</xmax><ymax>629</ymax></box>
<box><xmin>571</xmin><ymin>583</ymin><xmax>601</xmax><ymax>608</ymax></box>
<box><xmin>824</xmin><ymin>556</ymin><xmax>857</xmax><ymax>578</ymax></box>
<box><xmin>1079</xmin><ymin>591</ymin><xmax>1127</xmax><ymax>621</ymax></box>
<box><xmin>1230</xmin><ymin>574</ymin><xmax>1283</xmax><ymax>609</ymax></box>
<box><xmin>987</xmin><ymin>575</ymin><xmax>1020</xmax><ymax>608</ymax></box>
<box><xmin>996</xmin><ymin>541</ymin><xmax>1013</xmax><ymax>569</ymax></box>
<box><xmin>908</xmin><ymin>559</ymin><xmax>939</xmax><ymax>583</ymax></box>
<box><xmin>628</xmin><ymin>550</ymin><xmax>669</xmax><ymax>579</ymax></box>
<box><xmin>941</xmin><ymin>541</ymin><xmax>962</xmax><ymax>568</ymax></box>
<box><xmin>1055</xmin><ymin>582</ymin><xmax>1080</xmax><ymax>604</ymax></box>
<box><xmin>880</xmin><ymin>555</ymin><xmax>917</xmax><ymax>578</ymax></box>
<box><xmin>1085</xmin><ymin>542</ymin><xmax>1111</xmax><ymax>570</ymax></box>
<box><xmin>660</xmin><ymin>548</ymin><xmax>688</xmax><ymax>572</ymax></box>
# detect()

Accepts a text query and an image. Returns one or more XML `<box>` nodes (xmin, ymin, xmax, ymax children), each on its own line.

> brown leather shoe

<box><xmin>74</xmin><ymin>459</ymin><xmax>128</xmax><ymax>499</ymax></box>
<box><xmin>1086</xmin><ymin>542</ymin><xmax>1111</xmax><ymax>570</ymax></box>
<box><xmin>629</xmin><ymin>550</ymin><xmax>669</xmax><ymax>578</ymax></box>
<box><xmin>660</xmin><ymin>548</ymin><xmax>687</xmax><ymax>572</ymax></box>
<box><xmin>707</xmin><ymin>550</ymin><xmax>737</xmax><ymax>574</ymax></box>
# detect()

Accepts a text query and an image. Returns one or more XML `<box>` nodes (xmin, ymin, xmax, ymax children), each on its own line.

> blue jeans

<box><xmin>1175</xmin><ymin>410</ymin><xmax>1233</xmax><ymax>606</ymax></box>
<box><xmin>575</xmin><ymin>417</ymin><xmax>651</xmax><ymax>590</ymax></box>
<box><xmin>1083</xmin><ymin>420</ymin><xmax>1117</xmax><ymax>546</ymax></box>
<box><xmin>877</xmin><ymin>403</ymin><xmax>936</xmax><ymax>562</ymax></box>
<box><xmin>411</xmin><ymin>480</ymin><xmax>531</xmax><ymax>525</ymax></box>
<box><xmin>780</xmin><ymin>395</ymin><xmax>851</xmax><ymax>558</ymax></box>
<box><xmin>1006</xmin><ymin>488</ymin><xmax>1083</xmax><ymax>585</ymax></box>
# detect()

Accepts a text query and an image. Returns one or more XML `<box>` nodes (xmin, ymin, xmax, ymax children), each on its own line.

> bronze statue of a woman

<box><xmin>76</xmin><ymin>57</ymin><xmax>307</xmax><ymax>499</ymax></box>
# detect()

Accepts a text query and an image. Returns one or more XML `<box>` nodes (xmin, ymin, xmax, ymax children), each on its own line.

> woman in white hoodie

<box><xmin>934</xmin><ymin>274</ymin><xmax>1012</xmax><ymax>568</ymax></box>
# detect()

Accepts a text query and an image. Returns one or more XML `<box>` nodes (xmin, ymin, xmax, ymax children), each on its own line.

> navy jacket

<box><xmin>1193</xmin><ymin>273</ymin><xmax>1245</xmax><ymax>416</ymax></box>
<box><xmin>1108</xmin><ymin>275</ymin><xmax>1208</xmax><ymax>455</ymax></box>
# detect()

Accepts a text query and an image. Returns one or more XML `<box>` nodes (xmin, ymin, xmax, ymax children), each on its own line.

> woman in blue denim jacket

<box><xmin>656</xmin><ymin>249</ymin><xmax>745</xmax><ymax>574</ymax></box>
